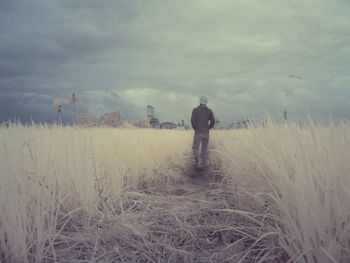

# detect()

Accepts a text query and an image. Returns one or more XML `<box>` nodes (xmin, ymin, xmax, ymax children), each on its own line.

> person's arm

<box><xmin>191</xmin><ymin>109</ymin><xmax>196</xmax><ymax>129</ymax></box>
<box><xmin>208</xmin><ymin>110</ymin><xmax>215</xmax><ymax>129</ymax></box>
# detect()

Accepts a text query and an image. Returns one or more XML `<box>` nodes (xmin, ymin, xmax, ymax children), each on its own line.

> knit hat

<box><xmin>199</xmin><ymin>96</ymin><xmax>208</xmax><ymax>105</ymax></box>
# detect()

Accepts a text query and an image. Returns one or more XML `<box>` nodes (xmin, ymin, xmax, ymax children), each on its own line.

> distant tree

<box><xmin>98</xmin><ymin>109</ymin><xmax>124</xmax><ymax>127</ymax></box>
<box><xmin>75</xmin><ymin>113</ymin><xmax>92</xmax><ymax>126</ymax></box>
<box><xmin>69</xmin><ymin>91</ymin><xmax>78</xmax><ymax>124</ymax></box>
<box><xmin>54</xmin><ymin>98</ymin><xmax>62</xmax><ymax>124</ymax></box>
<box><xmin>133</xmin><ymin>119</ymin><xmax>150</xmax><ymax>128</ymax></box>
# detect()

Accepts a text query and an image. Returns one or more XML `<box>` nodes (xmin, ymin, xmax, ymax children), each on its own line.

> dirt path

<box><xmin>52</xmin><ymin>153</ymin><xmax>282</xmax><ymax>262</ymax></box>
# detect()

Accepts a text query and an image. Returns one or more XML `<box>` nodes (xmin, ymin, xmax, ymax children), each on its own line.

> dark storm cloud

<box><xmin>101</xmin><ymin>90</ymin><xmax>141</xmax><ymax>120</ymax></box>
<box><xmin>0</xmin><ymin>1</ymin><xmax>13</xmax><ymax>14</ymax></box>
<box><xmin>0</xmin><ymin>0</ymin><xmax>141</xmax><ymax>122</ymax></box>
<box><xmin>0</xmin><ymin>1</ymin><xmax>135</xmax><ymax>79</ymax></box>
<box><xmin>1</xmin><ymin>0</ymin><xmax>350</xmax><ymax>124</ymax></box>
<box><xmin>0</xmin><ymin>91</ymin><xmax>71</xmax><ymax>123</ymax></box>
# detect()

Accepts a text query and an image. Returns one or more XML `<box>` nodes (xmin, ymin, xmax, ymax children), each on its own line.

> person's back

<box><xmin>191</xmin><ymin>96</ymin><xmax>215</xmax><ymax>169</ymax></box>
<box><xmin>191</xmin><ymin>104</ymin><xmax>215</xmax><ymax>134</ymax></box>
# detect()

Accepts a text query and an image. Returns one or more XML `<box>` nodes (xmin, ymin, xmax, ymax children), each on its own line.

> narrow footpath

<box><xmin>53</xmin><ymin>152</ymin><xmax>283</xmax><ymax>262</ymax></box>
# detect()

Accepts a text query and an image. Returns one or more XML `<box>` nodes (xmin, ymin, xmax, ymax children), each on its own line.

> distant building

<box><xmin>177</xmin><ymin>120</ymin><xmax>185</xmax><ymax>127</ymax></box>
<box><xmin>160</xmin><ymin>122</ymin><xmax>177</xmax><ymax>129</ymax></box>
<box><xmin>147</xmin><ymin>105</ymin><xmax>162</xmax><ymax>128</ymax></box>
<box><xmin>231</xmin><ymin>119</ymin><xmax>250</xmax><ymax>129</ymax></box>
<box><xmin>149</xmin><ymin>117</ymin><xmax>160</xmax><ymax>128</ymax></box>
<box><xmin>176</xmin><ymin>120</ymin><xmax>186</xmax><ymax>130</ymax></box>
<box><xmin>147</xmin><ymin>105</ymin><xmax>155</xmax><ymax>119</ymax></box>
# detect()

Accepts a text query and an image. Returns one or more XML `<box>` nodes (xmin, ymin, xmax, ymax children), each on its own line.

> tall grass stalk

<box><xmin>0</xmin><ymin>125</ymin><xmax>192</xmax><ymax>262</ymax></box>
<box><xmin>214</xmin><ymin>121</ymin><xmax>350</xmax><ymax>262</ymax></box>
<box><xmin>2</xmin><ymin>122</ymin><xmax>350</xmax><ymax>262</ymax></box>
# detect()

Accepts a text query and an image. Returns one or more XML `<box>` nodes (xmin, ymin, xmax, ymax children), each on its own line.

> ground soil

<box><xmin>51</xmin><ymin>153</ymin><xmax>284</xmax><ymax>262</ymax></box>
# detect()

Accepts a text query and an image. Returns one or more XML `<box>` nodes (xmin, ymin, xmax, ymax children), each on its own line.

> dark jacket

<box><xmin>191</xmin><ymin>104</ymin><xmax>215</xmax><ymax>134</ymax></box>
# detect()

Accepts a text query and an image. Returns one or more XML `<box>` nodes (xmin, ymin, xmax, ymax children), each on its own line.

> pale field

<box><xmin>213</xmin><ymin>122</ymin><xmax>350</xmax><ymax>263</ymax></box>
<box><xmin>0</xmin><ymin>123</ymin><xmax>349</xmax><ymax>262</ymax></box>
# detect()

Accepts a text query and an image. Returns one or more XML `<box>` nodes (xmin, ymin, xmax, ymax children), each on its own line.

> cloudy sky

<box><xmin>1</xmin><ymin>0</ymin><xmax>350</xmax><ymax>124</ymax></box>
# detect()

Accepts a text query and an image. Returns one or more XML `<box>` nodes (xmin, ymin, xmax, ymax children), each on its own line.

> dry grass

<box><xmin>0</xmin><ymin>125</ymin><xmax>191</xmax><ymax>262</ymax></box>
<box><xmin>213</xmin><ymin>121</ymin><xmax>350</xmax><ymax>263</ymax></box>
<box><xmin>0</xmin><ymin>122</ymin><xmax>349</xmax><ymax>262</ymax></box>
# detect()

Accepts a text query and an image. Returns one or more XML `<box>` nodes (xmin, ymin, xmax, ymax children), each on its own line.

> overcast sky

<box><xmin>1</xmin><ymin>0</ymin><xmax>350</xmax><ymax>124</ymax></box>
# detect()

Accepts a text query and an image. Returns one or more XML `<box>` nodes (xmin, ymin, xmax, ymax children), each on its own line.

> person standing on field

<box><xmin>191</xmin><ymin>96</ymin><xmax>215</xmax><ymax>169</ymax></box>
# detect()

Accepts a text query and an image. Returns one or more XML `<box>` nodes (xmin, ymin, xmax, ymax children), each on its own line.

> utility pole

<box><xmin>69</xmin><ymin>92</ymin><xmax>78</xmax><ymax>125</ymax></box>
<box><xmin>284</xmin><ymin>110</ymin><xmax>288</xmax><ymax>122</ymax></box>
<box><xmin>286</xmin><ymin>74</ymin><xmax>302</xmax><ymax>124</ymax></box>
<box><xmin>147</xmin><ymin>105</ymin><xmax>155</xmax><ymax>119</ymax></box>
<box><xmin>54</xmin><ymin>98</ymin><xmax>62</xmax><ymax>125</ymax></box>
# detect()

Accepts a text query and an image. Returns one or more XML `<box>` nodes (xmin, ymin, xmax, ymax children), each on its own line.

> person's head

<box><xmin>199</xmin><ymin>96</ymin><xmax>208</xmax><ymax>105</ymax></box>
